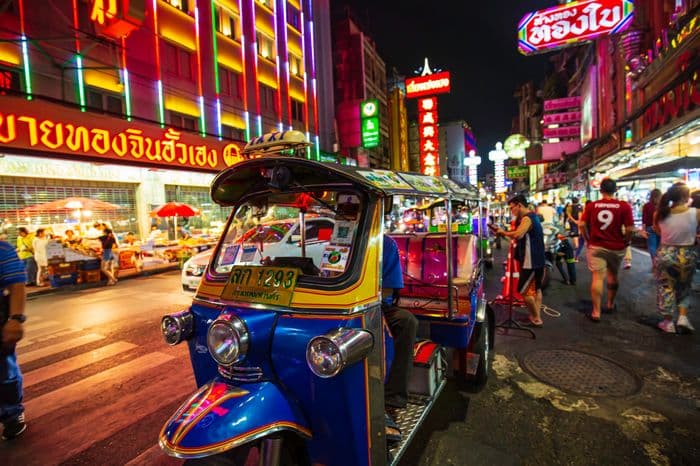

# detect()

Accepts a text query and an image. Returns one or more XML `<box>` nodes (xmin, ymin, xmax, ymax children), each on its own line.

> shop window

<box><xmin>259</xmin><ymin>84</ymin><xmax>278</xmax><ymax>113</ymax></box>
<box><xmin>169</xmin><ymin>111</ymin><xmax>197</xmax><ymax>131</ymax></box>
<box><xmin>222</xmin><ymin>124</ymin><xmax>245</xmax><ymax>141</ymax></box>
<box><xmin>0</xmin><ymin>68</ymin><xmax>21</xmax><ymax>95</ymax></box>
<box><xmin>256</xmin><ymin>33</ymin><xmax>275</xmax><ymax>61</ymax></box>
<box><xmin>86</xmin><ymin>88</ymin><xmax>124</xmax><ymax>115</ymax></box>
<box><xmin>287</xmin><ymin>4</ymin><xmax>300</xmax><ymax>30</ymax></box>
<box><xmin>219</xmin><ymin>66</ymin><xmax>242</xmax><ymax>99</ymax></box>
<box><xmin>163</xmin><ymin>42</ymin><xmax>193</xmax><ymax>81</ymax></box>
<box><xmin>166</xmin><ymin>0</ymin><xmax>193</xmax><ymax>15</ymax></box>
<box><xmin>215</xmin><ymin>6</ymin><xmax>240</xmax><ymax>41</ymax></box>
<box><xmin>289</xmin><ymin>54</ymin><xmax>302</xmax><ymax>78</ymax></box>
<box><xmin>291</xmin><ymin>98</ymin><xmax>304</xmax><ymax>122</ymax></box>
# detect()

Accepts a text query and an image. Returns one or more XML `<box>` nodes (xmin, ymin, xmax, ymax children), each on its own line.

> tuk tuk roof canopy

<box><xmin>211</xmin><ymin>157</ymin><xmax>479</xmax><ymax>206</ymax></box>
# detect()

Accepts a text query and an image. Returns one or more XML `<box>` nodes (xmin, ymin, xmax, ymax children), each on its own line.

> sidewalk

<box><xmin>473</xmin><ymin>247</ymin><xmax>700</xmax><ymax>464</ymax></box>
<box><xmin>26</xmin><ymin>262</ymin><xmax>180</xmax><ymax>299</ymax></box>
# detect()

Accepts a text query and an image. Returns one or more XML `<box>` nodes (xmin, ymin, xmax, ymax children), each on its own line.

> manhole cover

<box><xmin>520</xmin><ymin>349</ymin><xmax>641</xmax><ymax>397</ymax></box>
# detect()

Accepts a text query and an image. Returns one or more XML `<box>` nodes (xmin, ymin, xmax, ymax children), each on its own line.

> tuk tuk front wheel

<box><xmin>459</xmin><ymin>307</ymin><xmax>494</xmax><ymax>393</ymax></box>
<box><xmin>184</xmin><ymin>434</ymin><xmax>308</xmax><ymax>466</ymax></box>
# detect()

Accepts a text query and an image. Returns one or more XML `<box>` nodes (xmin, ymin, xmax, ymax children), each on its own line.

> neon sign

<box><xmin>0</xmin><ymin>96</ymin><xmax>244</xmax><ymax>172</ymax></box>
<box><xmin>489</xmin><ymin>143</ymin><xmax>509</xmax><ymax>194</ymax></box>
<box><xmin>419</xmin><ymin>97</ymin><xmax>439</xmax><ymax>177</ymax></box>
<box><xmin>89</xmin><ymin>0</ymin><xmax>144</xmax><ymax>39</ymax></box>
<box><xmin>360</xmin><ymin>99</ymin><xmax>380</xmax><ymax>149</ymax></box>
<box><xmin>405</xmin><ymin>71</ymin><xmax>451</xmax><ymax>99</ymax></box>
<box><xmin>518</xmin><ymin>0</ymin><xmax>634</xmax><ymax>55</ymax></box>
<box><xmin>91</xmin><ymin>0</ymin><xmax>117</xmax><ymax>25</ymax></box>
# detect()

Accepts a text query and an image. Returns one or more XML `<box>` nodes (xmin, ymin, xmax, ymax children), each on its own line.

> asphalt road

<box><xmin>2</xmin><ymin>250</ymin><xmax>699</xmax><ymax>465</ymax></box>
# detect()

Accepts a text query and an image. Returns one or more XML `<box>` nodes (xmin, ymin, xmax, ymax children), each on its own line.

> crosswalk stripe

<box><xmin>23</xmin><ymin>341</ymin><xmax>138</xmax><ymax>388</ymax></box>
<box><xmin>23</xmin><ymin>319</ymin><xmax>61</xmax><ymax>334</ymax></box>
<box><xmin>17</xmin><ymin>333</ymin><xmax>106</xmax><ymax>364</ymax></box>
<box><xmin>18</xmin><ymin>327</ymin><xmax>83</xmax><ymax>349</ymax></box>
<box><xmin>8</xmin><ymin>367</ymin><xmax>195</xmax><ymax>466</ymax></box>
<box><xmin>24</xmin><ymin>352</ymin><xmax>176</xmax><ymax>420</ymax></box>
<box><xmin>124</xmin><ymin>445</ymin><xmax>183</xmax><ymax>466</ymax></box>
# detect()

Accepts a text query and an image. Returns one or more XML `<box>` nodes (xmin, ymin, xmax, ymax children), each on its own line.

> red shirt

<box><xmin>641</xmin><ymin>201</ymin><xmax>655</xmax><ymax>228</ymax></box>
<box><xmin>582</xmin><ymin>199</ymin><xmax>634</xmax><ymax>250</ymax></box>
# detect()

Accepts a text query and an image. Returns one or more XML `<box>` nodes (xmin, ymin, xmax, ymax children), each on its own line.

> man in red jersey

<box><xmin>581</xmin><ymin>178</ymin><xmax>634</xmax><ymax>322</ymax></box>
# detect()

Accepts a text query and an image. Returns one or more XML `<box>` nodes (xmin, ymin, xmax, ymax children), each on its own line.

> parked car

<box><xmin>181</xmin><ymin>218</ymin><xmax>335</xmax><ymax>291</ymax></box>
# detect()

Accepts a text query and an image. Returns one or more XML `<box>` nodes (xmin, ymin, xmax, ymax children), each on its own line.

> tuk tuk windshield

<box><xmin>212</xmin><ymin>190</ymin><xmax>364</xmax><ymax>279</ymax></box>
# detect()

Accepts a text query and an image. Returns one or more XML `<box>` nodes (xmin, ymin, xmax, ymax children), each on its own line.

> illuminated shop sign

<box><xmin>405</xmin><ymin>71</ymin><xmax>451</xmax><ymax>99</ymax></box>
<box><xmin>518</xmin><ymin>0</ymin><xmax>634</xmax><ymax>55</ymax></box>
<box><xmin>643</xmin><ymin>71</ymin><xmax>700</xmax><ymax>135</ymax></box>
<box><xmin>0</xmin><ymin>96</ymin><xmax>244</xmax><ymax>172</ymax></box>
<box><xmin>419</xmin><ymin>97</ymin><xmax>439</xmax><ymax>176</ymax></box>
<box><xmin>360</xmin><ymin>99</ymin><xmax>380</xmax><ymax>149</ymax></box>
<box><xmin>90</xmin><ymin>0</ymin><xmax>145</xmax><ymax>39</ymax></box>
<box><xmin>489</xmin><ymin>143</ymin><xmax>509</xmax><ymax>193</ymax></box>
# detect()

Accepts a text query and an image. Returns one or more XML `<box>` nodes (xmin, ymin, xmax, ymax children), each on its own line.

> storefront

<box><xmin>0</xmin><ymin>94</ymin><xmax>245</xmax><ymax>286</ymax></box>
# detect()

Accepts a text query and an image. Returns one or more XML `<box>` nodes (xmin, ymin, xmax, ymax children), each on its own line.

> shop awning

<box><xmin>618</xmin><ymin>157</ymin><xmax>700</xmax><ymax>181</ymax></box>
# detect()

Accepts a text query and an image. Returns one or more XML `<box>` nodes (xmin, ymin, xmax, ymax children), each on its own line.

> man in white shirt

<box><xmin>537</xmin><ymin>200</ymin><xmax>556</xmax><ymax>224</ymax></box>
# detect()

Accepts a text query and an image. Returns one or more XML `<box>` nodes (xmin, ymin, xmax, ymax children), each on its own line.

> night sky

<box><xmin>343</xmin><ymin>0</ymin><xmax>556</xmax><ymax>157</ymax></box>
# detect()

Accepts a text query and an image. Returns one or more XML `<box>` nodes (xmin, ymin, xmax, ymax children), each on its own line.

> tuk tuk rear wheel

<box><xmin>184</xmin><ymin>434</ymin><xmax>308</xmax><ymax>466</ymax></box>
<box><xmin>460</xmin><ymin>307</ymin><xmax>494</xmax><ymax>393</ymax></box>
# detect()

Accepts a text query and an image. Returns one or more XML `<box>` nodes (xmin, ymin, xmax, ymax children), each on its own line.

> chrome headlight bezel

<box><xmin>306</xmin><ymin>328</ymin><xmax>374</xmax><ymax>378</ymax></box>
<box><xmin>161</xmin><ymin>310</ymin><xmax>194</xmax><ymax>346</ymax></box>
<box><xmin>207</xmin><ymin>314</ymin><xmax>250</xmax><ymax>366</ymax></box>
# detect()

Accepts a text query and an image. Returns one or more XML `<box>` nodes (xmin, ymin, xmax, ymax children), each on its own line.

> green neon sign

<box><xmin>360</xmin><ymin>99</ymin><xmax>380</xmax><ymax>149</ymax></box>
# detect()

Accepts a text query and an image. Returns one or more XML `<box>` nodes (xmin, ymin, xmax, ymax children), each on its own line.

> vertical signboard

<box><xmin>360</xmin><ymin>99</ymin><xmax>380</xmax><ymax>149</ymax></box>
<box><xmin>418</xmin><ymin>97</ymin><xmax>439</xmax><ymax>176</ymax></box>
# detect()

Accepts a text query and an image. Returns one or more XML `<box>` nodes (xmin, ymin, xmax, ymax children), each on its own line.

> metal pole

<box><xmin>299</xmin><ymin>210</ymin><xmax>306</xmax><ymax>257</ymax></box>
<box><xmin>445</xmin><ymin>198</ymin><xmax>453</xmax><ymax>318</ymax></box>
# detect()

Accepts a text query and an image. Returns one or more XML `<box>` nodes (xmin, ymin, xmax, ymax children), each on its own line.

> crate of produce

<box><xmin>50</xmin><ymin>272</ymin><xmax>78</xmax><ymax>287</ymax></box>
<box><xmin>78</xmin><ymin>259</ymin><xmax>101</xmax><ymax>271</ymax></box>
<box><xmin>80</xmin><ymin>269</ymin><xmax>102</xmax><ymax>283</ymax></box>
<box><xmin>48</xmin><ymin>262</ymin><xmax>78</xmax><ymax>276</ymax></box>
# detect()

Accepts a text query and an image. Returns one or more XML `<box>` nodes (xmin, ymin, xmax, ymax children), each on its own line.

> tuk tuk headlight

<box><xmin>207</xmin><ymin>314</ymin><xmax>249</xmax><ymax>366</ymax></box>
<box><xmin>306</xmin><ymin>328</ymin><xmax>374</xmax><ymax>378</ymax></box>
<box><xmin>161</xmin><ymin>310</ymin><xmax>194</xmax><ymax>346</ymax></box>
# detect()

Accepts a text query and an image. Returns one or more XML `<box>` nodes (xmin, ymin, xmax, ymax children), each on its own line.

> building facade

<box><xmin>331</xmin><ymin>7</ymin><xmax>388</xmax><ymax>168</ymax></box>
<box><xmin>0</xmin><ymin>0</ymin><xmax>322</xmax><ymax>239</ymax></box>
<box><xmin>387</xmin><ymin>68</ymin><xmax>409</xmax><ymax>171</ymax></box>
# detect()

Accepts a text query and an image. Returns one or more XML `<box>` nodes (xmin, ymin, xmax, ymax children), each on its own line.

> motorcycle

<box><xmin>158</xmin><ymin>131</ymin><xmax>494</xmax><ymax>466</ymax></box>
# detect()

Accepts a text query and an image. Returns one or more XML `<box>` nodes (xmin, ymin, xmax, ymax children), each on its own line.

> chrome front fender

<box><xmin>159</xmin><ymin>380</ymin><xmax>311</xmax><ymax>459</ymax></box>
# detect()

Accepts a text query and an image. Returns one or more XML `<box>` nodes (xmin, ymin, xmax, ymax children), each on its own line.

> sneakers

<box><xmin>2</xmin><ymin>413</ymin><xmax>27</xmax><ymax>440</ymax></box>
<box><xmin>657</xmin><ymin>319</ymin><xmax>676</xmax><ymax>333</ymax></box>
<box><xmin>677</xmin><ymin>315</ymin><xmax>695</xmax><ymax>334</ymax></box>
<box><xmin>623</xmin><ymin>260</ymin><xmax>632</xmax><ymax>270</ymax></box>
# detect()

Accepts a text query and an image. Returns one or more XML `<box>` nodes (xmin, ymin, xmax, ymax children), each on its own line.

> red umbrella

<box><xmin>151</xmin><ymin>202</ymin><xmax>200</xmax><ymax>240</ymax></box>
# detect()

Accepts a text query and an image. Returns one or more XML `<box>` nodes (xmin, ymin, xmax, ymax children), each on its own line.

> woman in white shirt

<box><xmin>32</xmin><ymin>228</ymin><xmax>49</xmax><ymax>286</ymax></box>
<box><xmin>654</xmin><ymin>182</ymin><xmax>700</xmax><ymax>334</ymax></box>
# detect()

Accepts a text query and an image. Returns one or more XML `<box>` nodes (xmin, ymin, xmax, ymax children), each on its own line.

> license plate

<box><xmin>221</xmin><ymin>266</ymin><xmax>299</xmax><ymax>307</ymax></box>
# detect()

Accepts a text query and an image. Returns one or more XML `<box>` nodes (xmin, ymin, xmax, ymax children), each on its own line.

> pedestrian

<box><xmin>0</xmin><ymin>239</ymin><xmax>28</xmax><ymax>440</ymax></box>
<box><xmin>581</xmin><ymin>178</ymin><xmax>634</xmax><ymax>321</ymax></box>
<box><xmin>32</xmin><ymin>228</ymin><xmax>49</xmax><ymax>287</ymax></box>
<box><xmin>536</xmin><ymin>200</ymin><xmax>556</xmax><ymax>224</ymax></box>
<box><xmin>567</xmin><ymin>198</ymin><xmax>583</xmax><ymax>258</ymax></box>
<box><xmin>554</xmin><ymin>233</ymin><xmax>576</xmax><ymax>285</ymax></box>
<box><xmin>653</xmin><ymin>182</ymin><xmax>699</xmax><ymax>334</ymax></box>
<box><xmin>495</xmin><ymin>194</ymin><xmax>545</xmax><ymax>327</ymax></box>
<box><xmin>99</xmin><ymin>227</ymin><xmax>119</xmax><ymax>286</ymax></box>
<box><xmin>15</xmin><ymin>228</ymin><xmax>36</xmax><ymax>287</ymax></box>
<box><xmin>574</xmin><ymin>200</ymin><xmax>591</xmax><ymax>260</ymax></box>
<box><xmin>641</xmin><ymin>189</ymin><xmax>662</xmax><ymax>266</ymax></box>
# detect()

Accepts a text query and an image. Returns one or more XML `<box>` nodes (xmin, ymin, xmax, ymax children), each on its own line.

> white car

<box><xmin>181</xmin><ymin>218</ymin><xmax>335</xmax><ymax>292</ymax></box>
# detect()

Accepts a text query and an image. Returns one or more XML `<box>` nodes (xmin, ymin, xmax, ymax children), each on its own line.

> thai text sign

<box><xmin>405</xmin><ymin>71</ymin><xmax>451</xmax><ymax>99</ymax></box>
<box><xmin>360</xmin><ymin>99</ymin><xmax>380</xmax><ymax>149</ymax></box>
<box><xmin>518</xmin><ymin>0</ymin><xmax>634</xmax><ymax>55</ymax></box>
<box><xmin>0</xmin><ymin>96</ymin><xmax>244</xmax><ymax>172</ymax></box>
<box><xmin>507</xmin><ymin>166</ymin><xmax>529</xmax><ymax>180</ymax></box>
<box><xmin>419</xmin><ymin>97</ymin><xmax>439</xmax><ymax>176</ymax></box>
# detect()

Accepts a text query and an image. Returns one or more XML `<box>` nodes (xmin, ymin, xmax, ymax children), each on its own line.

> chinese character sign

<box><xmin>489</xmin><ymin>142</ymin><xmax>509</xmax><ymax>193</ymax></box>
<box><xmin>419</xmin><ymin>97</ymin><xmax>439</xmax><ymax>176</ymax></box>
<box><xmin>518</xmin><ymin>0</ymin><xmax>634</xmax><ymax>55</ymax></box>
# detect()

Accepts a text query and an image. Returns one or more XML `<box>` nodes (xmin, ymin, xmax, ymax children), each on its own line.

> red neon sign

<box><xmin>518</xmin><ymin>0</ymin><xmax>634</xmax><ymax>55</ymax></box>
<box><xmin>418</xmin><ymin>97</ymin><xmax>439</xmax><ymax>176</ymax></box>
<box><xmin>0</xmin><ymin>95</ymin><xmax>244</xmax><ymax>172</ymax></box>
<box><xmin>405</xmin><ymin>72</ymin><xmax>451</xmax><ymax>99</ymax></box>
<box><xmin>89</xmin><ymin>0</ymin><xmax>144</xmax><ymax>39</ymax></box>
